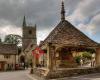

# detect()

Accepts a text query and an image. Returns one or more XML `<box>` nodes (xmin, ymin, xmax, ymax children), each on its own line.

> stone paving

<box><xmin>50</xmin><ymin>73</ymin><xmax>100</xmax><ymax>80</ymax></box>
<box><xmin>0</xmin><ymin>70</ymin><xmax>100</xmax><ymax>80</ymax></box>
<box><xmin>0</xmin><ymin>70</ymin><xmax>34</xmax><ymax>80</ymax></box>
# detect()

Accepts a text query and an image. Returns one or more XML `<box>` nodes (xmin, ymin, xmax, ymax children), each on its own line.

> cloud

<box><xmin>0</xmin><ymin>0</ymin><xmax>99</xmax><ymax>43</ymax></box>
<box><xmin>66</xmin><ymin>0</ymin><xmax>100</xmax><ymax>43</ymax></box>
<box><xmin>37</xmin><ymin>29</ymin><xmax>53</xmax><ymax>44</ymax></box>
<box><xmin>67</xmin><ymin>0</ymin><xmax>100</xmax><ymax>24</ymax></box>
<box><xmin>88</xmin><ymin>14</ymin><xmax>100</xmax><ymax>34</ymax></box>
<box><xmin>0</xmin><ymin>25</ymin><xmax>22</xmax><ymax>41</ymax></box>
<box><xmin>78</xmin><ymin>23</ymin><xmax>95</xmax><ymax>36</ymax></box>
<box><xmin>0</xmin><ymin>0</ymin><xmax>81</xmax><ymax>29</ymax></box>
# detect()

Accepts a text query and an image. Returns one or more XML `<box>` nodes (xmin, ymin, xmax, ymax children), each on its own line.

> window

<box><xmin>4</xmin><ymin>55</ymin><xmax>10</xmax><ymax>59</ymax></box>
<box><xmin>29</xmin><ymin>30</ymin><xmax>32</xmax><ymax>34</ymax></box>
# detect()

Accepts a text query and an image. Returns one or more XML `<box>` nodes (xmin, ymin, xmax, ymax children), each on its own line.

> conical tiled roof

<box><xmin>42</xmin><ymin>20</ymin><xmax>98</xmax><ymax>47</ymax></box>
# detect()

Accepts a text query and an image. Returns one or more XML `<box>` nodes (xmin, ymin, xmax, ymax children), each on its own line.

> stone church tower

<box><xmin>22</xmin><ymin>16</ymin><xmax>37</xmax><ymax>51</ymax></box>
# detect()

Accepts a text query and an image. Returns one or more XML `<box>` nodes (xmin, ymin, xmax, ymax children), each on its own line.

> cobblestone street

<box><xmin>0</xmin><ymin>70</ymin><xmax>34</xmax><ymax>80</ymax></box>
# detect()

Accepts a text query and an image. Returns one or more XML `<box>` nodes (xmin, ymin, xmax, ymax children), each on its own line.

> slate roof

<box><xmin>0</xmin><ymin>43</ymin><xmax>18</xmax><ymax>55</ymax></box>
<box><xmin>42</xmin><ymin>20</ymin><xmax>98</xmax><ymax>47</ymax></box>
<box><xmin>40</xmin><ymin>1</ymin><xmax>98</xmax><ymax>48</ymax></box>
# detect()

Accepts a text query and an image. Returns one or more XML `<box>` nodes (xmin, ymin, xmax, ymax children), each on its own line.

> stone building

<box><xmin>22</xmin><ymin>16</ymin><xmax>37</xmax><ymax>51</ymax></box>
<box><xmin>38</xmin><ymin>0</ymin><xmax>98</xmax><ymax>69</ymax></box>
<box><xmin>20</xmin><ymin>16</ymin><xmax>37</xmax><ymax>67</ymax></box>
<box><xmin>32</xmin><ymin>1</ymin><xmax>100</xmax><ymax>78</ymax></box>
<box><xmin>0</xmin><ymin>43</ymin><xmax>18</xmax><ymax>71</ymax></box>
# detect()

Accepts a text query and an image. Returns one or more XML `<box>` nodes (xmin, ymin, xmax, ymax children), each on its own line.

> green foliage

<box><xmin>82</xmin><ymin>52</ymin><xmax>92</xmax><ymax>60</ymax></box>
<box><xmin>74</xmin><ymin>52</ymin><xmax>92</xmax><ymax>65</ymax></box>
<box><xmin>75</xmin><ymin>56</ymin><xmax>81</xmax><ymax>64</ymax></box>
<box><xmin>4</xmin><ymin>34</ymin><xmax>22</xmax><ymax>46</ymax></box>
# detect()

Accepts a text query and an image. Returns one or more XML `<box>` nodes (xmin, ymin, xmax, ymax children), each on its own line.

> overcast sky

<box><xmin>0</xmin><ymin>0</ymin><xmax>100</xmax><ymax>44</ymax></box>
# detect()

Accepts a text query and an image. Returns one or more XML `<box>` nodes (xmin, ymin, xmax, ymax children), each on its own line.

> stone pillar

<box><xmin>47</xmin><ymin>43</ymin><xmax>52</xmax><ymax>70</ymax></box>
<box><xmin>30</xmin><ymin>55</ymin><xmax>36</xmax><ymax>74</ymax></box>
<box><xmin>33</xmin><ymin>55</ymin><xmax>36</xmax><ymax>68</ymax></box>
<box><xmin>14</xmin><ymin>55</ymin><xmax>16</xmax><ymax>70</ymax></box>
<box><xmin>96</xmin><ymin>47</ymin><xmax>100</xmax><ymax>66</ymax></box>
<box><xmin>50</xmin><ymin>45</ymin><xmax>55</xmax><ymax>70</ymax></box>
<box><xmin>47</xmin><ymin>43</ymin><xmax>55</xmax><ymax>70</ymax></box>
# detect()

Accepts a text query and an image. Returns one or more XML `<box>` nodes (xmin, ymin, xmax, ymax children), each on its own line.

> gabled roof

<box><xmin>42</xmin><ymin>20</ymin><xmax>98</xmax><ymax>47</ymax></box>
<box><xmin>0</xmin><ymin>43</ymin><xmax>18</xmax><ymax>55</ymax></box>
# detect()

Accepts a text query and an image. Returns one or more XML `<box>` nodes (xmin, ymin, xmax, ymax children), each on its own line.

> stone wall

<box><xmin>0</xmin><ymin>54</ymin><xmax>16</xmax><ymax>71</ymax></box>
<box><xmin>33</xmin><ymin>67</ymin><xmax>100</xmax><ymax>79</ymax></box>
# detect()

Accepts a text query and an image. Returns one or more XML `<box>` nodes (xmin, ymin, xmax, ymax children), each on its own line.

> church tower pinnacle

<box><xmin>23</xmin><ymin>16</ymin><xmax>26</xmax><ymax>27</ymax></box>
<box><xmin>61</xmin><ymin>0</ymin><xmax>65</xmax><ymax>21</ymax></box>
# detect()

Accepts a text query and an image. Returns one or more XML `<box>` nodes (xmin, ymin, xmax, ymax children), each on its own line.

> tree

<box><xmin>4</xmin><ymin>34</ymin><xmax>22</xmax><ymax>46</ymax></box>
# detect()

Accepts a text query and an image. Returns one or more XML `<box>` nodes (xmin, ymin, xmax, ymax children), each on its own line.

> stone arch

<box><xmin>20</xmin><ymin>55</ymin><xmax>25</xmax><ymax>63</ymax></box>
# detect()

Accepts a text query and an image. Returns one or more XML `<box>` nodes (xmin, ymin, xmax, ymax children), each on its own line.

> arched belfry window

<box><xmin>29</xmin><ymin>30</ymin><xmax>32</xmax><ymax>34</ymax></box>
